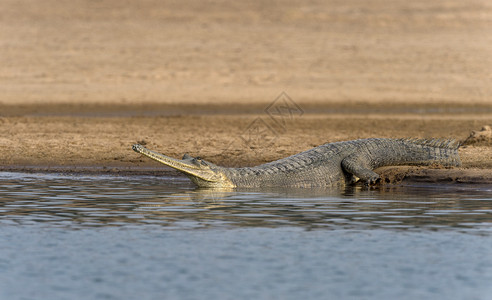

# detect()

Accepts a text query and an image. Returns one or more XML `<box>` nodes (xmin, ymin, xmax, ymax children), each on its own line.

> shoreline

<box><xmin>1</xmin><ymin>104</ymin><xmax>491</xmax><ymax>186</ymax></box>
<box><xmin>1</xmin><ymin>165</ymin><xmax>491</xmax><ymax>186</ymax></box>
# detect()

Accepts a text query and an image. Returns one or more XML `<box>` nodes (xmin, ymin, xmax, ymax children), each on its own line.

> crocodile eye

<box><xmin>192</xmin><ymin>157</ymin><xmax>206</xmax><ymax>167</ymax></box>
<box><xmin>191</xmin><ymin>157</ymin><xmax>210</xmax><ymax>167</ymax></box>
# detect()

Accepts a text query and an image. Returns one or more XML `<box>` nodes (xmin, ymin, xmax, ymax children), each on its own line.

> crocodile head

<box><xmin>132</xmin><ymin>144</ymin><xmax>234</xmax><ymax>188</ymax></box>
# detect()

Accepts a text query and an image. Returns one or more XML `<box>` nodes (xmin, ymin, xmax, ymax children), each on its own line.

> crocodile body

<box><xmin>132</xmin><ymin>138</ymin><xmax>461</xmax><ymax>188</ymax></box>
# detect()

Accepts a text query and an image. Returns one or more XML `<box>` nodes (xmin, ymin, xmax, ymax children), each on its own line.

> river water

<box><xmin>1</xmin><ymin>172</ymin><xmax>491</xmax><ymax>299</ymax></box>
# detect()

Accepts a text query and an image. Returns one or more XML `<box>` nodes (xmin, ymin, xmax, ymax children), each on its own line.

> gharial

<box><xmin>132</xmin><ymin>138</ymin><xmax>461</xmax><ymax>188</ymax></box>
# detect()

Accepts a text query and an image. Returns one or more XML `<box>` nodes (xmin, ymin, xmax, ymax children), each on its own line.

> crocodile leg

<box><xmin>341</xmin><ymin>156</ymin><xmax>381</xmax><ymax>185</ymax></box>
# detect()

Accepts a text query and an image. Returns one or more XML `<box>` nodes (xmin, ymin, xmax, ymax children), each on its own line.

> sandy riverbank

<box><xmin>1</xmin><ymin>103</ymin><xmax>491</xmax><ymax>184</ymax></box>
<box><xmin>1</xmin><ymin>0</ymin><xmax>491</xmax><ymax>184</ymax></box>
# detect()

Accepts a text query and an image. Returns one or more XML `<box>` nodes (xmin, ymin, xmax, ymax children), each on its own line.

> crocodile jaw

<box><xmin>132</xmin><ymin>144</ymin><xmax>234</xmax><ymax>188</ymax></box>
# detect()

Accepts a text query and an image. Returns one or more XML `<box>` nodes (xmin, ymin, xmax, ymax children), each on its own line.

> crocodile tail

<box><xmin>399</xmin><ymin>138</ymin><xmax>461</xmax><ymax>150</ymax></box>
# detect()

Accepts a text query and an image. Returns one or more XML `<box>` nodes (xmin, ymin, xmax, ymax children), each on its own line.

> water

<box><xmin>1</xmin><ymin>172</ymin><xmax>491</xmax><ymax>299</ymax></box>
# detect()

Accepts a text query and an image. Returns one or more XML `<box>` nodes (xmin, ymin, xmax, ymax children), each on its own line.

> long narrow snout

<box><xmin>132</xmin><ymin>144</ymin><xmax>233</xmax><ymax>187</ymax></box>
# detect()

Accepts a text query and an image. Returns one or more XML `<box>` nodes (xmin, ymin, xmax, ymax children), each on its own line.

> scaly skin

<box><xmin>132</xmin><ymin>138</ymin><xmax>461</xmax><ymax>188</ymax></box>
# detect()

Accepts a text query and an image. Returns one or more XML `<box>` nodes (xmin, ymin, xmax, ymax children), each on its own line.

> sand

<box><xmin>1</xmin><ymin>0</ymin><xmax>491</xmax><ymax>184</ymax></box>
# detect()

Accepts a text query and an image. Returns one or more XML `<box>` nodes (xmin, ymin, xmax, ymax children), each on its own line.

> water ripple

<box><xmin>0</xmin><ymin>172</ymin><xmax>491</xmax><ymax>232</ymax></box>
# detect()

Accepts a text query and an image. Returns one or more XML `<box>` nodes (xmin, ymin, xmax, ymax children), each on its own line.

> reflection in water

<box><xmin>0</xmin><ymin>172</ymin><xmax>491</xmax><ymax>231</ymax></box>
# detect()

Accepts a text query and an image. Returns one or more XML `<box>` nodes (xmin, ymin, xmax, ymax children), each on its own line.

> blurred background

<box><xmin>1</xmin><ymin>0</ymin><xmax>491</xmax><ymax>107</ymax></box>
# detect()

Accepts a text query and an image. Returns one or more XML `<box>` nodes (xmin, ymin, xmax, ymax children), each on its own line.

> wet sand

<box><xmin>1</xmin><ymin>0</ymin><xmax>491</xmax><ymax>184</ymax></box>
